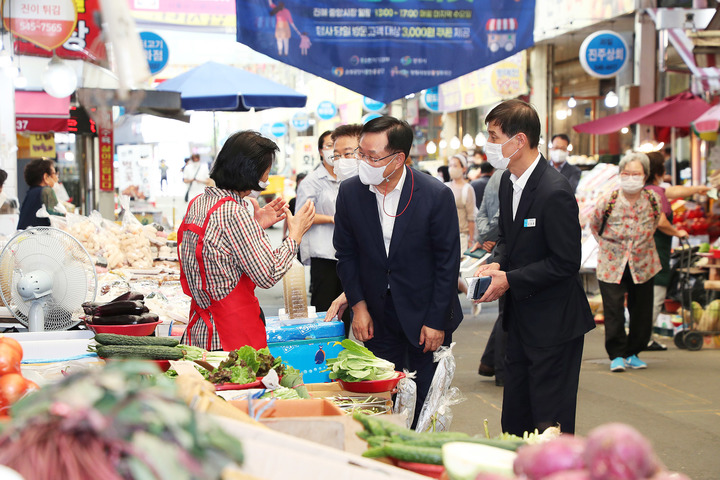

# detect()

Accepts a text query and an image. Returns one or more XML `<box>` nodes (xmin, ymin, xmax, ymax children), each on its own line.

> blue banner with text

<box><xmin>236</xmin><ymin>0</ymin><xmax>535</xmax><ymax>103</ymax></box>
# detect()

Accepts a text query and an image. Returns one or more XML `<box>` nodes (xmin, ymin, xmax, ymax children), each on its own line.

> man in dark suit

<box><xmin>548</xmin><ymin>134</ymin><xmax>582</xmax><ymax>193</ymax></box>
<box><xmin>476</xmin><ymin>100</ymin><xmax>594</xmax><ymax>435</ymax></box>
<box><xmin>470</xmin><ymin>161</ymin><xmax>494</xmax><ymax>208</ymax></box>
<box><xmin>334</xmin><ymin>116</ymin><xmax>463</xmax><ymax>422</ymax></box>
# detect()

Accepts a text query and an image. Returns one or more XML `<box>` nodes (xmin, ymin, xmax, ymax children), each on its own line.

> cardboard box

<box><xmin>268</xmin><ymin>335</ymin><xmax>344</xmax><ymax>383</ymax></box>
<box><xmin>230</xmin><ymin>398</ymin><xmax>344</xmax><ymax>418</ymax></box>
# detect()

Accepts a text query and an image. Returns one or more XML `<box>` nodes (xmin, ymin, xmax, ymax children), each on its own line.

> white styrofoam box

<box><xmin>5</xmin><ymin>330</ymin><xmax>97</xmax><ymax>363</ymax></box>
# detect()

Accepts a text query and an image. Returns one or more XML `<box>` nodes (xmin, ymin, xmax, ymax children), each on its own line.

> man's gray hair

<box><xmin>618</xmin><ymin>151</ymin><xmax>650</xmax><ymax>179</ymax></box>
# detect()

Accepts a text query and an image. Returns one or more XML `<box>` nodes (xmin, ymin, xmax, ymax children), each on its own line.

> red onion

<box><xmin>545</xmin><ymin>470</ymin><xmax>592</xmax><ymax>480</ymax></box>
<box><xmin>584</xmin><ymin>423</ymin><xmax>661</xmax><ymax>480</ymax></box>
<box><xmin>648</xmin><ymin>473</ymin><xmax>691</xmax><ymax>480</ymax></box>
<box><xmin>514</xmin><ymin>435</ymin><xmax>587</xmax><ymax>479</ymax></box>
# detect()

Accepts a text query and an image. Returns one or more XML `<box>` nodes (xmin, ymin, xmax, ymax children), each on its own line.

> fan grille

<box><xmin>0</xmin><ymin>227</ymin><xmax>97</xmax><ymax>330</ymax></box>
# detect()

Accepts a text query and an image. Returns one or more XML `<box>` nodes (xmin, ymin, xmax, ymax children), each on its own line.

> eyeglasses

<box><xmin>353</xmin><ymin>147</ymin><xmax>400</xmax><ymax>165</ymax></box>
<box><xmin>322</xmin><ymin>143</ymin><xmax>334</xmax><ymax>150</ymax></box>
<box><xmin>330</xmin><ymin>152</ymin><xmax>357</xmax><ymax>162</ymax></box>
<box><xmin>620</xmin><ymin>172</ymin><xmax>644</xmax><ymax>179</ymax></box>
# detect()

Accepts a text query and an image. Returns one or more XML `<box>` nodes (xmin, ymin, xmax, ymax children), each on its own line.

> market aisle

<box><xmin>258</xmin><ymin>226</ymin><xmax>720</xmax><ymax>479</ymax></box>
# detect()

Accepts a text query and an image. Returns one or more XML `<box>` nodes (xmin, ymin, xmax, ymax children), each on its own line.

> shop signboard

<box><xmin>438</xmin><ymin>51</ymin><xmax>528</xmax><ymax>112</ymax></box>
<box><xmin>236</xmin><ymin>0</ymin><xmax>536</xmax><ymax>103</ymax></box>
<box><xmin>271</xmin><ymin>122</ymin><xmax>288</xmax><ymax>138</ymax></box>
<box><xmin>317</xmin><ymin>101</ymin><xmax>337</xmax><ymax>120</ymax></box>
<box><xmin>3</xmin><ymin>0</ymin><xmax>77</xmax><ymax>51</ymax></box>
<box><xmin>579</xmin><ymin>30</ymin><xmax>629</xmax><ymax>79</ymax></box>
<box><xmin>11</xmin><ymin>0</ymin><xmax>105</xmax><ymax>62</ymax></box>
<box><xmin>140</xmin><ymin>31</ymin><xmax>169</xmax><ymax>74</ymax></box>
<box><xmin>362</xmin><ymin>97</ymin><xmax>385</xmax><ymax>113</ymax></box>
<box><xmin>421</xmin><ymin>87</ymin><xmax>440</xmax><ymax>113</ymax></box>
<box><xmin>28</xmin><ymin>134</ymin><xmax>56</xmax><ymax>158</ymax></box>
<box><xmin>97</xmin><ymin>110</ymin><xmax>114</xmax><ymax>192</ymax></box>
<box><xmin>291</xmin><ymin>112</ymin><xmax>310</xmax><ymax>131</ymax></box>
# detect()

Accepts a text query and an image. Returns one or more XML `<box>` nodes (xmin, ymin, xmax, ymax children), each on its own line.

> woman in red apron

<box><xmin>177</xmin><ymin>131</ymin><xmax>315</xmax><ymax>351</ymax></box>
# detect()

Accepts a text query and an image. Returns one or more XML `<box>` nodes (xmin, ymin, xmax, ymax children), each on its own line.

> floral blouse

<box><xmin>590</xmin><ymin>189</ymin><xmax>661</xmax><ymax>284</ymax></box>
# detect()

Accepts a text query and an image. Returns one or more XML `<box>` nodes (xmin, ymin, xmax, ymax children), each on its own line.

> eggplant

<box><xmin>88</xmin><ymin>300</ymin><xmax>147</xmax><ymax>317</ymax></box>
<box><xmin>88</xmin><ymin>312</ymin><xmax>159</xmax><ymax>326</ymax></box>
<box><xmin>110</xmin><ymin>291</ymin><xmax>145</xmax><ymax>303</ymax></box>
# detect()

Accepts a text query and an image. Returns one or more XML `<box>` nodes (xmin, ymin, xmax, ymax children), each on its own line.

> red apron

<box><xmin>178</xmin><ymin>195</ymin><xmax>267</xmax><ymax>351</ymax></box>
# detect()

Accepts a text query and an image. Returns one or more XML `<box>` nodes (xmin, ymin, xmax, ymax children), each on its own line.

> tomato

<box><xmin>0</xmin><ymin>344</ymin><xmax>21</xmax><ymax>376</ymax></box>
<box><xmin>0</xmin><ymin>336</ymin><xmax>23</xmax><ymax>358</ymax></box>
<box><xmin>0</xmin><ymin>374</ymin><xmax>28</xmax><ymax>413</ymax></box>
<box><xmin>24</xmin><ymin>380</ymin><xmax>39</xmax><ymax>392</ymax></box>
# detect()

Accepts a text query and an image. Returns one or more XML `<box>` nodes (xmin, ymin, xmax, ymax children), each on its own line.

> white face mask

<box><xmin>619</xmin><ymin>176</ymin><xmax>645</xmax><ymax>194</ymax></box>
<box><xmin>550</xmin><ymin>149</ymin><xmax>568</xmax><ymax>165</ymax></box>
<box><xmin>250</xmin><ymin>179</ymin><xmax>270</xmax><ymax>198</ymax></box>
<box><xmin>448</xmin><ymin>166</ymin><xmax>464</xmax><ymax>180</ymax></box>
<box><xmin>335</xmin><ymin>157</ymin><xmax>359</xmax><ymax>181</ymax></box>
<box><xmin>358</xmin><ymin>156</ymin><xmax>399</xmax><ymax>186</ymax></box>
<box><xmin>485</xmin><ymin>135</ymin><xmax>519</xmax><ymax>170</ymax></box>
<box><xmin>322</xmin><ymin>149</ymin><xmax>334</xmax><ymax>166</ymax></box>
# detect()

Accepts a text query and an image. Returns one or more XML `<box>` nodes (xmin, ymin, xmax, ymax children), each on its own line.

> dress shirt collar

<box><xmin>316</xmin><ymin>163</ymin><xmax>339</xmax><ymax>182</ymax></box>
<box><xmin>510</xmin><ymin>153</ymin><xmax>542</xmax><ymax>191</ymax></box>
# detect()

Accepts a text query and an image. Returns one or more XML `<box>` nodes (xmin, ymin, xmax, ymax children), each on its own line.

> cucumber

<box><xmin>360</xmin><ymin>446</ymin><xmax>388</xmax><ymax>458</ymax></box>
<box><xmin>396</xmin><ymin>435</ymin><xmax>521</xmax><ymax>451</ymax></box>
<box><xmin>383</xmin><ymin>444</ymin><xmax>443</xmax><ymax>465</ymax></box>
<box><xmin>365</xmin><ymin>436</ymin><xmax>391</xmax><ymax>448</ymax></box>
<box><xmin>94</xmin><ymin>333</ymin><xmax>179</xmax><ymax>347</ymax></box>
<box><xmin>96</xmin><ymin>345</ymin><xmax>184</xmax><ymax>360</ymax></box>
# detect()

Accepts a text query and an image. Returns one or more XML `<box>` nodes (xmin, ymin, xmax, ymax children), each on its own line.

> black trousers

<box><xmin>598</xmin><ymin>265</ymin><xmax>654</xmax><ymax>359</ymax></box>
<box><xmin>309</xmin><ymin>258</ymin><xmax>351</xmax><ymax>335</ymax></box>
<box><xmin>480</xmin><ymin>300</ymin><xmax>507</xmax><ymax>381</ymax></box>
<box><xmin>501</xmin><ymin>323</ymin><xmax>585</xmax><ymax>435</ymax></box>
<box><xmin>364</xmin><ymin>293</ymin><xmax>451</xmax><ymax>427</ymax></box>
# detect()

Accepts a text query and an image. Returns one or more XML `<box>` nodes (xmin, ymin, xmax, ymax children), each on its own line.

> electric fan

<box><xmin>0</xmin><ymin>227</ymin><xmax>97</xmax><ymax>331</ymax></box>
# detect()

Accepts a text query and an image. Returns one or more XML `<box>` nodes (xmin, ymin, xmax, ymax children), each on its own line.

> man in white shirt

<box><xmin>183</xmin><ymin>154</ymin><xmax>211</xmax><ymax>201</ymax></box>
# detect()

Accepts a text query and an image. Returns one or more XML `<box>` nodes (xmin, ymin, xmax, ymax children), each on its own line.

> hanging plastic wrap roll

<box><xmin>415</xmin><ymin>342</ymin><xmax>464</xmax><ymax>433</ymax></box>
<box><xmin>392</xmin><ymin>369</ymin><xmax>417</xmax><ymax>429</ymax></box>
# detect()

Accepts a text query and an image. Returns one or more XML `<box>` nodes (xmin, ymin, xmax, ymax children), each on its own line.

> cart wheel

<box><xmin>683</xmin><ymin>331</ymin><xmax>704</xmax><ymax>351</ymax></box>
<box><xmin>674</xmin><ymin>332</ymin><xmax>687</xmax><ymax>349</ymax></box>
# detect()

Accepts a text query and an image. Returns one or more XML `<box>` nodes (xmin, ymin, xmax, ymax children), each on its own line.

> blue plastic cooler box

<box><xmin>266</xmin><ymin>314</ymin><xmax>345</xmax><ymax>383</ymax></box>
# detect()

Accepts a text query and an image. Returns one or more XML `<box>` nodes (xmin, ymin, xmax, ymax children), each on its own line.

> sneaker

<box><xmin>645</xmin><ymin>340</ymin><xmax>667</xmax><ymax>351</ymax></box>
<box><xmin>625</xmin><ymin>355</ymin><xmax>647</xmax><ymax>369</ymax></box>
<box><xmin>610</xmin><ymin>357</ymin><xmax>626</xmax><ymax>372</ymax></box>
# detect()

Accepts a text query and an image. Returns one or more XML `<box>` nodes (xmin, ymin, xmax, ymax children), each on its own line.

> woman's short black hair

<box><xmin>24</xmin><ymin>159</ymin><xmax>55</xmax><ymax>187</ymax></box>
<box><xmin>646</xmin><ymin>151</ymin><xmax>665</xmax><ymax>184</ymax></box>
<box><xmin>0</xmin><ymin>168</ymin><xmax>7</xmax><ymax>188</ymax></box>
<box><xmin>318</xmin><ymin>130</ymin><xmax>333</xmax><ymax>153</ymax></box>
<box><xmin>210</xmin><ymin>131</ymin><xmax>278</xmax><ymax>192</ymax></box>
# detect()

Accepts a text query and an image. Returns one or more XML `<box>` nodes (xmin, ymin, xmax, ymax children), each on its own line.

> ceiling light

<box><xmin>439</xmin><ymin>139</ymin><xmax>448</xmax><ymax>149</ymax></box>
<box><xmin>462</xmin><ymin>133</ymin><xmax>474</xmax><ymax>148</ymax></box>
<box><xmin>426</xmin><ymin>141</ymin><xmax>437</xmax><ymax>154</ymax></box>
<box><xmin>42</xmin><ymin>56</ymin><xmax>78</xmax><ymax>98</ymax></box>
<box><xmin>621</xmin><ymin>127</ymin><xmax>629</xmax><ymax>134</ymax></box>
<box><xmin>604</xmin><ymin>91</ymin><xmax>619</xmax><ymax>108</ymax></box>
<box><xmin>567</xmin><ymin>96</ymin><xmax>577</xmax><ymax>108</ymax></box>
<box><xmin>475</xmin><ymin>132</ymin><xmax>486</xmax><ymax>147</ymax></box>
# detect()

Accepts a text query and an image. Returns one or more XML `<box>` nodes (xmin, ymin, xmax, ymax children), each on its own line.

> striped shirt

<box><xmin>179</xmin><ymin>187</ymin><xmax>298</xmax><ymax>350</ymax></box>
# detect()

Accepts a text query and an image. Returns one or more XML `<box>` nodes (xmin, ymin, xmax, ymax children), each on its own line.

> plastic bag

<box><xmin>392</xmin><ymin>369</ymin><xmax>417</xmax><ymax>429</ymax></box>
<box><xmin>424</xmin><ymin>386</ymin><xmax>465</xmax><ymax>432</ymax></box>
<box><xmin>415</xmin><ymin>342</ymin><xmax>459</xmax><ymax>432</ymax></box>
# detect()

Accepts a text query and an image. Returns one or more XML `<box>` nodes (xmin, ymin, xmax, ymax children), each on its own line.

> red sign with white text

<box><xmin>97</xmin><ymin>111</ymin><xmax>114</xmax><ymax>192</ymax></box>
<box><xmin>3</xmin><ymin>0</ymin><xmax>77</xmax><ymax>51</ymax></box>
<box><xmin>10</xmin><ymin>0</ymin><xmax>106</xmax><ymax>62</ymax></box>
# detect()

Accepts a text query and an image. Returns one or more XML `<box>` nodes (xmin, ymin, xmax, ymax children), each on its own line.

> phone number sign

<box><xmin>3</xmin><ymin>0</ymin><xmax>77</xmax><ymax>51</ymax></box>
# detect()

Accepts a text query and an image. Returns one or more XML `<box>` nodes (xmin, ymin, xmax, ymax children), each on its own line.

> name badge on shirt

<box><xmin>523</xmin><ymin>218</ymin><xmax>536</xmax><ymax>227</ymax></box>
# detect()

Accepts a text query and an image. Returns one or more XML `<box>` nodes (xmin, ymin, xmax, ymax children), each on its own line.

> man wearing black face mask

<box><xmin>474</xmin><ymin>100</ymin><xmax>594</xmax><ymax>436</ymax></box>
<box><xmin>333</xmin><ymin>116</ymin><xmax>462</xmax><ymax>426</ymax></box>
<box><xmin>548</xmin><ymin>134</ymin><xmax>581</xmax><ymax>193</ymax></box>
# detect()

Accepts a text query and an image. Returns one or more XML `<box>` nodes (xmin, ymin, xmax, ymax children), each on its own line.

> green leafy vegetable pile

<box><xmin>0</xmin><ymin>361</ymin><xmax>243</xmax><ymax>480</ymax></box>
<box><xmin>325</xmin><ymin>339</ymin><xmax>396</xmax><ymax>382</ymax></box>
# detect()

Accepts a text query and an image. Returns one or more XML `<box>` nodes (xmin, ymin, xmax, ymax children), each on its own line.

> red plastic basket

<box><xmin>86</xmin><ymin>320</ymin><xmax>161</xmax><ymax>336</ymax></box>
<box><xmin>337</xmin><ymin>371</ymin><xmax>405</xmax><ymax>393</ymax></box>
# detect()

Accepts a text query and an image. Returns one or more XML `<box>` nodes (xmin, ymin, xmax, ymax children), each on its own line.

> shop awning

<box><xmin>573</xmin><ymin>91</ymin><xmax>711</xmax><ymax>135</ymax></box>
<box><xmin>15</xmin><ymin>91</ymin><xmax>70</xmax><ymax>133</ymax></box>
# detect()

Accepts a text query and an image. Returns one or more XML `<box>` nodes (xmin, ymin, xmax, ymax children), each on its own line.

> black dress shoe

<box><xmin>478</xmin><ymin>363</ymin><xmax>495</xmax><ymax>377</ymax></box>
<box><xmin>495</xmin><ymin>377</ymin><xmax>504</xmax><ymax>387</ymax></box>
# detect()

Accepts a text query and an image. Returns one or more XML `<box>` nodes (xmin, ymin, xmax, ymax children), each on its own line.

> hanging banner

<box><xmin>236</xmin><ymin>0</ymin><xmax>535</xmax><ymax>104</ymax></box>
<box><xmin>11</xmin><ymin>0</ymin><xmax>106</xmax><ymax>63</ymax></box>
<box><xmin>97</xmin><ymin>111</ymin><xmax>114</xmax><ymax>192</ymax></box>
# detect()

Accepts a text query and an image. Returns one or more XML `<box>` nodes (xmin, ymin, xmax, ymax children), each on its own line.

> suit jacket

<box><xmin>493</xmin><ymin>157</ymin><xmax>594</xmax><ymax>347</ymax></box>
<box><xmin>551</xmin><ymin>161</ymin><xmax>582</xmax><ymax>193</ymax></box>
<box><xmin>334</xmin><ymin>166</ymin><xmax>463</xmax><ymax>344</ymax></box>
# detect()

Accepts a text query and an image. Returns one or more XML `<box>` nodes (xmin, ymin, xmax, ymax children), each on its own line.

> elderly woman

<box><xmin>591</xmin><ymin>152</ymin><xmax>661</xmax><ymax>372</ymax></box>
<box><xmin>17</xmin><ymin>159</ymin><xmax>63</xmax><ymax>230</ymax></box>
<box><xmin>178</xmin><ymin>131</ymin><xmax>315</xmax><ymax>351</ymax></box>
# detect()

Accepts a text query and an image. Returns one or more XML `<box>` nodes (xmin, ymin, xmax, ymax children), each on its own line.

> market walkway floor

<box><xmin>256</xmin><ymin>225</ymin><xmax>720</xmax><ymax>480</ymax></box>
